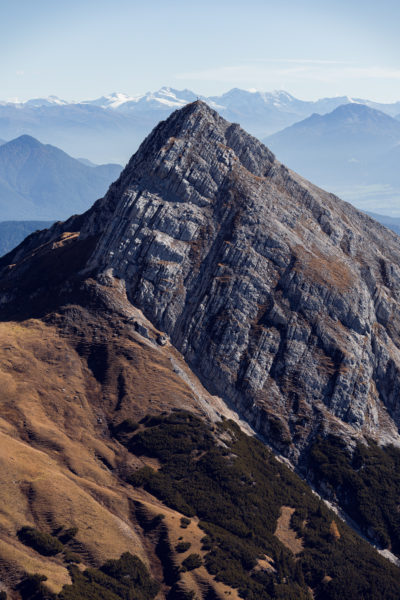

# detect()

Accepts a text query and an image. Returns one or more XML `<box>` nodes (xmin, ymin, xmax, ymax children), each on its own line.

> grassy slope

<box><xmin>12</xmin><ymin>408</ymin><xmax>400</xmax><ymax>600</ymax></box>
<box><xmin>0</xmin><ymin>311</ymin><xmax>400</xmax><ymax>598</ymax></box>
<box><xmin>0</xmin><ymin>239</ymin><xmax>399</xmax><ymax>598</ymax></box>
<box><xmin>0</xmin><ymin>268</ymin><xmax>247</xmax><ymax>600</ymax></box>
<box><xmin>0</xmin><ymin>311</ymin><xmax>205</xmax><ymax>595</ymax></box>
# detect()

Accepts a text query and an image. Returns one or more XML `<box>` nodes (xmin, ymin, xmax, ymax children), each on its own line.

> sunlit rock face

<box><xmin>5</xmin><ymin>101</ymin><xmax>400</xmax><ymax>460</ymax></box>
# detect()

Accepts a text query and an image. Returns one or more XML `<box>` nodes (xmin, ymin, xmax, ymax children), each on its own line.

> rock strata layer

<box><xmin>4</xmin><ymin>101</ymin><xmax>400</xmax><ymax>460</ymax></box>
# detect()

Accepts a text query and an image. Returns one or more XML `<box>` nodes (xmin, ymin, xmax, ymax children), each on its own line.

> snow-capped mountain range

<box><xmin>0</xmin><ymin>88</ymin><xmax>203</xmax><ymax>110</ymax></box>
<box><xmin>4</xmin><ymin>87</ymin><xmax>400</xmax><ymax>117</ymax></box>
<box><xmin>2</xmin><ymin>86</ymin><xmax>399</xmax><ymax>161</ymax></box>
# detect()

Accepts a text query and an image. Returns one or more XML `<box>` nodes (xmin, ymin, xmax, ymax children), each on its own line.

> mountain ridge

<box><xmin>6</xmin><ymin>87</ymin><xmax>400</xmax><ymax>117</ymax></box>
<box><xmin>4</xmin><ymin>101</ymin><xmax>400</xmax><ymax>458</ymax></box>
<box><xmin>78</xmin><ymin>102</ymin><xmax>400</xmax><ymax>455</ymax></box>
<box><xmin>265</xmin><ymin>103</ymin><xmax>400</xmax><ymax>214</ymax></box>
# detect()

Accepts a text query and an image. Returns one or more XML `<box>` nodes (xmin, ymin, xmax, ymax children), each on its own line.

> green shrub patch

<box><xmin>175</xmin><ymin>542</ymin><xmax>191</xmax><ymax>553</ymax></box>
<box><xmin>309</xmin><ymin>435</ymin><xmax>400</xmax><ymax>554</ymax></box>
<box><xmin>181</xmin><ymin>553</ymin><xmax>202</xmax><ymax>572</ymax></box>
<box><xmin>59</xmin><ymin>552</ymin><xmax>159</xmax><ymax>600</ymax></box>
<box><xmin>117</xmin><ymin>411</ymin><xmax>400</xmax><ymax>600</ymax></box>
<box><xmin>18</xmin><ymin>527</ymin><xmax>63</xmax><ymax>557</ymax></box>
<box><xmin>15</xmin><ymin>553</ymin><xmax>158</xmax><ymax>600</ymax></box>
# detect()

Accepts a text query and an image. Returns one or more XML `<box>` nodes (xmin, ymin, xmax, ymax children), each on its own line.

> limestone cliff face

<box><xmin>4</xmin><ymin>101</ymin><xmax>400</xmax><ymax>459</ymax></box>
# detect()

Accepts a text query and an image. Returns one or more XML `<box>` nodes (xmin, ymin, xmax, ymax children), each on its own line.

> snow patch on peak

<box><xmin>81</xmin><ymin>92</ymin><xmax>142</xmax><ymax>108</ymax></box>
<box><xmin>103</xmin><ymin>92</ymin><xmax>139</xmax><ymax>108</ymax></box>
<box><xmin>23</xmin><ymin>96</ymin><xmax>68</xmax><ymax>107</ymax></box>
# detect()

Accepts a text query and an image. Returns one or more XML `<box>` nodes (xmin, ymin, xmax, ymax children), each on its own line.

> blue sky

<box><xmin>2</xmin><ymin>0</ymin><xmax>400</xmax><ymax>102</ymax></box>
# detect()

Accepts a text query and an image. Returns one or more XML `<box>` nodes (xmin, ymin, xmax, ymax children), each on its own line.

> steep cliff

<box><xmin>3</xmin><ymin>101</ymin><xmax>400</xmax><ymax>462</ymax></box>
<box><xmin>81</xmin><ymin>102</ymin><xmax>400</xmax><ymax>458</ymax></box>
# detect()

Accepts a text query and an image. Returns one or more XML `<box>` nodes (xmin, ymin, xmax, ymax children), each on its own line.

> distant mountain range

<box><xmin>0</xmin><ymin>135</ymin><xmax>122</xmax><ymax>220</ymax></box>
<box><xmin>366</xmin><ymin>212</ymin><xmax>400</xmax><ymax>236</ymax></box>
<box><xmin>2</xmin><ymin>88</ymin><xmax>400</xmax><ymax>216</ymax></box>
<box><xmin>1</xmin><ymin>87</ymin><xmax>400</xmax><ymax>164</ymax></box>
<box><xmin>266</xmin><ymin>103</ymin><xmax>400</xmax><ymax>165</ymax></box>
<box><xmin>12</xmin><ymin>87</ymin><xmax>400</xmax><ymax>118</ymax></box>
<box><xmin>265</xmin><ymin>103</ymin><xmax>400</xmax><ymax>215</ymax></box>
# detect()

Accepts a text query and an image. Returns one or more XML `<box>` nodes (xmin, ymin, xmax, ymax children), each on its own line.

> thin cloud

<box><xmin>252</xmin><ymin>59</ymin><xmax>351</xmax><ymax>65</ymax></box>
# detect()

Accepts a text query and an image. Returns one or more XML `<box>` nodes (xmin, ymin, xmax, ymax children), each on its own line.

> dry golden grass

<box><xmin>51</xmin><ymin>232</ymin><xmax>79</xmax><ymax>249</ymax></box>
<box><xmin>329</xmin><ymin>521</ymin><xmax>341</xmax><ymax>541</ymax></box>
<box><xmin>253</xmin><ymin>554</ymin><xmax>275</xmax><ymax>574</ymax></box>
<box><xmin>137</xmin><ymin>494</ymin><xmax>240</xmax><ymax>600</ymax></box>
<box><xmin>293</xmin><ymin>244</ymin><xmax>353</xmax><ymax>292</ymax></box>
<box><xmin>0</xmin><ymin>268</ymin><xmax>248</xmax><ymax>596</ymax></box>
<box><xmin>274</xmin><ymin>506</ymin><xmax>304</xmax><ymax>556</ymax></box>
<box><xmin>0</xmin><ymin>537</ymin><xmax>70</xmax><ymax>593</ymax></box>
<box><xmin>0</xmin><ymin>311</ymin><xmax>209</xmax><ymax>592</ymax></box>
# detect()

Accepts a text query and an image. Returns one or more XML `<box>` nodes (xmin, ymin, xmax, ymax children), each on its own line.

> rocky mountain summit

<box><xmin>3</xmin><ymin>101</ymin><xmax>400</xmax><ymax>463</ymax></box>
<box><xmin>3</xmin><ymin>101</ymin><xmax>400</xmax><ymax>598</ymax></box>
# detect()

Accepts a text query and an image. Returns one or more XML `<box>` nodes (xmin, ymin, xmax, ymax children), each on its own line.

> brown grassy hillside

<box><xmin>0</xmin><ymin>266</ymin><xmax>241</xmax><ymax>599</ymax></box>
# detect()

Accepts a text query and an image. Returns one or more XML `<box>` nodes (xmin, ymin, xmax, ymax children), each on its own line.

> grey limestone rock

<box><xmin>5</xmin><ymin>101</ymin><xmax>400</xmax><ymax>461</ymax></box>
<box><xmin>78</xmin><ymin>102</ymin><xmax>400</xmax><ymax>458</ymax></box>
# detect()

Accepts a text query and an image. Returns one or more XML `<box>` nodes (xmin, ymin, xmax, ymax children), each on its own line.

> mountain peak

<box><xmin>0</xmin><ymin>134</ymin><xmax>122</xmax><ymax>220</ymax></box>
<box><xmin>129</xmin><ymin>99</ymin><xmax>275</xmax><ymax>173</ymax></box>
<box><xmin>23</xmin><ymin>95</ymin><xmax>68</xmax><ymax>107</ymax></box>
<box><xmin>79</xmin><ymin>100</ymin><xmax>276</xmax><ymax>236</ymax></box>
<box><xmin>4</xmin><ymin>95</ymin><xmax>400</xmax><ymax>595</ymax></box>
<box><xmin>72</xmin><ymin>102</ymin><xmax>400</xmax><ymax>461</ymax></box>
<box><xmin>65</xmin><ymin>102</ymin><xmax>264</xmax><ymax>246</ymax></box>
<box><xmin>6</xmin><ymin>133</ymin><xmax>42</xmax><ymax>147</ymax></box>
<box><xmin>129</xmin><ymin>99</ymin><xmax>223</xmax><ymax>159</ymax></box>
<box><xmin>167</xmin><ymin>98</ymin><xmax>222</xmax><ymax>123</ymax></box>
<box><xmin>4</xmin><ymin>102</ymin><xmax>400</xmax><ymax>467</ymax></box>
<box><xmin>331</xmin><ymin>102</ymin><xmax>384</xmax><ymax>116</ymax></box>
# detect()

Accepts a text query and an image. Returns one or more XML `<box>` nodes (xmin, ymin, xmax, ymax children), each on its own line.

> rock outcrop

<box><xmin>3</xmin><ymin>101</ymin><xmax>400</xmax><ymax>461</ymax></box>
